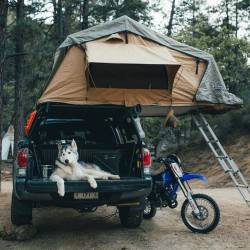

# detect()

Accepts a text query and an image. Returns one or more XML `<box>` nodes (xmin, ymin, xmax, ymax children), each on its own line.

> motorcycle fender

<box><xmin>181</xmin><ymin>172</ymin><xmax>208</xmax><ymax>183</ymax></box>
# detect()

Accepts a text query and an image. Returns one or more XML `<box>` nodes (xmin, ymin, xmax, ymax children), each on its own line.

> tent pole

<box><xmin>125</xmin><ymin>31</ymin><xmax>128</xmax><ymax>44</ymax></box>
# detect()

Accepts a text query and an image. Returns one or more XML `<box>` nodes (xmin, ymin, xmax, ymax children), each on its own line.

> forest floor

<box><xmin>0</xmin><ymin>133</ymin><xmax>249</xmax><ymax>249</ymax></box>
<box><xmin>0</xmin><ymin>182</ymin><xmax>249</xmax><ymax>250</ymax></box>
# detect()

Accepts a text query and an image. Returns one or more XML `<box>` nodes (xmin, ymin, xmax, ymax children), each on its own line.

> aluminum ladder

<box><xmin>192</xmin><ymin>113</ymin><xmax>250</xmax><ymax>207</ymax></box>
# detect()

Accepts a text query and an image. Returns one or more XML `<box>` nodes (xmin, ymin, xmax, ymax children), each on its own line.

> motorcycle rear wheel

<box><xmin>143</xmin><ymin>199</ymin><xmax>157</xmax><ymax>219</ymax></box>
<box><xmin>181</xmin><ymin>193</ymin><xmax>220</xmax><ymax>233</ymax></box>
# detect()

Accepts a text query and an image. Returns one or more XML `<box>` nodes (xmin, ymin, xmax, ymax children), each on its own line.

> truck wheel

<box><xmin>11</xmin><ymin>192</ymin><xmax>32</xmax><ymax>225</ymax></box>
<box><xmin>118</xmin><ymin>207</ymin><xmax>143</xmax><ymax>228</ymax></box>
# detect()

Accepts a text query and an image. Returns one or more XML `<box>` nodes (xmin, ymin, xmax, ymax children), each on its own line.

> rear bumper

<box><xmin>14</xmin><ymin>177</ymin><xmax>152</xmax><ymax>206</ymax></box>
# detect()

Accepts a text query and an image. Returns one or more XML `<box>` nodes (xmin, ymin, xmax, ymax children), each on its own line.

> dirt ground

<box><xmin>0</xmin><ymin>181</ymin><xmax>249</xmax><ymax>250</ymax></box>
<box><xmin>179</xmin><ymin>133</ymin><xmax>250</xmax><ymax>188</ymax></box>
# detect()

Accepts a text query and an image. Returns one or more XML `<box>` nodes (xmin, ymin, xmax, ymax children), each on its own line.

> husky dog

<box><xmin>50</xmin><ymin>139</ymin><xmax>120</xmax><ymax>197</ymax></box>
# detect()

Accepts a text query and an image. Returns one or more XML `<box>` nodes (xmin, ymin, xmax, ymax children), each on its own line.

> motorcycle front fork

<box><xmin>177</xmin><ymin>179</ymin><xmax>200</xmax><ymax>215</ymax></box>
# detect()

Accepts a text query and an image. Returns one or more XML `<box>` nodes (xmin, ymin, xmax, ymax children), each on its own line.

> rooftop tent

<box><xmin>38</xmin><ymin>16</ymin><xmax>242</xmax><ymax>116</ymax></box>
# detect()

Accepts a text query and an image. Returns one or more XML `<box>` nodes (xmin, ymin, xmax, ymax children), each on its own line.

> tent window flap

<box><xmin>88</xmin><ymin>63</ymin><xmax>169</xmax><ymax>89</ymax></box>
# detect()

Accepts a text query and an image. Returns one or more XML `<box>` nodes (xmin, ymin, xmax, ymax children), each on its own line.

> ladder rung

<box><xmin>216</xmin><ymin>156</ymin><xmax>228</xmax><ymax>159</ymax></box>
<box><xmin>207</xmin><ymin>139</ymin><xmax>219</xmax><ymax>144</ymax></box>
<box><xmin>225</xmin><ymin>169</ymin><xmax>234</xmax><ymax>173</ymax></box>
<box><xmin>232</xmin><ymin>169</ymin><xmax>240</xmax><ymax>174</ymax></box>
<box><xmin>236</xmin><ymin>184</ymin><xmax>249</xmax><ymax>188</ymax></box>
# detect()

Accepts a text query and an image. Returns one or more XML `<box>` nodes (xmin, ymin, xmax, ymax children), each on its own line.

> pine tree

<box><xmin>167</xmin><ymin>0</ymin><xmax>176</xmax><ymax>36</ymax></box>
<box><xmin>0</xmin><ymin>0</ymin><xmax>9</xmax><ymax>161</ymax></box>
<box><xmin>14</xmin><ymin>0</ymin><xmax>25</xmax><ymax>155</ymax></box>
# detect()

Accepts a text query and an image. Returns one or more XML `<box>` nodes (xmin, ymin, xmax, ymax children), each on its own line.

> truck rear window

<box><xmin>37</xmin><ymin>118</ymin><xmax>117</xmax><ymax>146</ymax></box>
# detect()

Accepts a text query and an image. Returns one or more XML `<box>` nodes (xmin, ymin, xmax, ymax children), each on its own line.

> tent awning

<box><xmin>86</xmin><ymin>43</ymin><xmax>180</xmax><ymax>65</ymax></box>
<box><xmin>86</xmin><ymin>43</ymin><xmax>181</xmax><ymax>91</ymax></box>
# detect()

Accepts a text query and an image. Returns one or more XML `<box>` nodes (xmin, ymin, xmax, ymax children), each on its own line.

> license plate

<box><xmin>74</xmin><ymin>192</ymin><xmax>99</xmax><ymax>200</ymax></box>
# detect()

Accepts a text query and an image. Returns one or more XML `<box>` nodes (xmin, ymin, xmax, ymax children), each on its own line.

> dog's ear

<box><xmin>71</xmin><ymin>139</ymin><xmax>78</xmax><ymax>153</ymax></box>
<box><xmin>57</xmin><ymin>143</ymin><xmax>62</xmax><ymax>152</ymax></box>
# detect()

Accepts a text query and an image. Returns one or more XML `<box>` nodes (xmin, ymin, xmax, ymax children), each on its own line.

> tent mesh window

<box><xmin>88</xmin><ymin>63</ymin><xmax>169</xmax><ymax>89</ymax></box>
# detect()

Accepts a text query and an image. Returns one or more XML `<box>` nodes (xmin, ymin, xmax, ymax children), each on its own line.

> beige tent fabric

<box><xmin>124</xmin><ymin>33</ymin><xmax>207</xmax><ymax>104</ymax></box>
<box><xmin>86</xmin><ymin>42</ymin><xmax>180</xmax><ymax>65</ymax></box>
<box><xmin>88</xmin><ymin>33</ymin><xmax>206</xmax><ymax>104</ymax></box>
<box><xmin>38</xmin><ymin>32</ymin><xmax>206</xmax><ymax>107</ymax></box>
<box><xmin>86</xmin><ymin>88</ymin><xmax>172</xmax><ymax>106</ymax></box>
<box><xmin>103</xmin><ymin>33</ymin><xmax>125</xmax><ymax>43</ymax></box>
<box><xmin>37</xmin><ymin>15</ymin><xmax>241</xmax><ymax>110</ymax></box>
<box><xmin>86</xmin><ymin>42</ymin><xmax>180</xmax><ymax>90</ymax></box>
<box><xmin>39</xmin><ymin>46</ymin><xmax>88</xmax><ymax>104</ymax></box>
<box><xmin>39</xmin><ymin>44</ymin><xmax>174</xmax><ymax>106</ymax></box>
<box><xmin>169</xmin><ymin>49</ymin><xmax>206</xmax><ymax>103</ymax></box>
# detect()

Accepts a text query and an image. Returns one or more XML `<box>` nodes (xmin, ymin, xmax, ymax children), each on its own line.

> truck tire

<box><xmin>11</xmin><ymin>192</ymin><xmax>32</xmax><ymax>225</ymax></box>
<box><xmin>118</xmin><ymin>207</ymin><xmax>143</xmax><ymax>228</ymax></box>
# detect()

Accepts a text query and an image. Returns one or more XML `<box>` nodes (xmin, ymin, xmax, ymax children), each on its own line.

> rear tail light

<box><xmin>143</xmin><ymin>148</ymin><xmax>151</xmax><ymax>175</ymax></box>
<box><xmin>16</xmin><ymin>148</ymin><xmax>29</xmax><ymax>176</ymax></box>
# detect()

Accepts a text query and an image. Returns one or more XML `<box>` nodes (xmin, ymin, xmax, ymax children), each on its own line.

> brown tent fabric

<box><xmin>39</xmin><ymin>32</ymin><xmax>204</xmax><ymax>107</ymax></box>
<box><xmin>121</xmin><ymin>33</ymin><xmax>207</xmax><ymax>104</ymax></box>
<box><xmin>38</xmin><ymin>18</ymin><xmax>241</xmax><ymax>116</ymax></box>
<box><xmin>86</xmin><ymin>88</ymin><xmax>172</xmax><ymax>106</ymax></box>
<box><xmin>39</xmin><ymin>46</ymin><xmax>88</xmax><ymax>104</ymax></box>
<box><xmin>39</xmin><ymin>33</ymin><xmax>183</xmax><ymax>106</ymax></box>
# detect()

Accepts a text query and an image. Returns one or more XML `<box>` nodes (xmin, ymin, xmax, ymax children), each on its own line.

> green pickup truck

<box><xmin>12</xmin><ymin>103</ymin><xmax>152</xmax><ymax>228</ymax></box>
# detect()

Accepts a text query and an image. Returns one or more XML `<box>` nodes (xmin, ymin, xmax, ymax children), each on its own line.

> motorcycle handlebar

<box><xmin>154</xmin><ymin>157</ymin><xmax>169</xmax><ymax>164</ymax></box>
<box><xmin>154</xmin><ymin>154</ymin><xmax>181</xmax><ymax>166</ymax></box>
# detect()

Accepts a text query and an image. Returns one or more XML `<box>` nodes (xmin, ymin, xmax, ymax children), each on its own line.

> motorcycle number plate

<box><xmin>74</xmin><ymin>192</ymin><xmax>99</xmax><ymax>200</ymax></box>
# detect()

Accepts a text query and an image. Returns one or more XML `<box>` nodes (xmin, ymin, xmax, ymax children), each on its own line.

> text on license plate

<box><xmin>74</xmin><ymin>192</ymin><xmax>99</xmax><ymax>200</ymax></box>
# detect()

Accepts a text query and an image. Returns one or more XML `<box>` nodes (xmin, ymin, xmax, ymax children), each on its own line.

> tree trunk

<box><xmin>52</xmin><ymin>0</ymin><xmax>57</xmax><ymax>39</ymax></box>
<box><xmin>64</xmin><ymin>1</ymin><xmax>73</xmax><ymax>36</ymax></box>
<box><xmin>192</xmin><ymin>0</ymin><xmax>196</xmax><ymax>37</ymax></box>
<box><xmin>52</xmin><ymin>0</ymin><xmax>57</xmax><ymax>24</ymax></box>
<box><xmin>225</xmin><ymin>0</ymin><xmax>230</xmax><ymax>32</ymax></box>
<box><xmin>235</xmin><ymin>0</ymin><xmax>238</xmax><ymax>38</ymax></box>
<box><xmin>52</xmin><ymin>0</ymin><xmax>63</xmax><ymax>43</ymax></box>
<box><xmin>81</xmin><ymin>0</ymin><xmax>89</xmax><ymax>30</ymax></box>
<box><xmin>167</xmin><ymin>0</ymin><xmax>176</xmax><ymax>36</ymax></box>
<box><xmin>57</xmin><ymin>0</ymin><xmax>63</xmax><ymax>41</ymax></box>
<box><xmin>0</xmin><ymin>0</ymin><xmax>9</xmax><ymax>161</ymax></box>
<box><xmin>14</xmin><ymin>0</ymin><xmax>25</xmax><ymax>156</ymax></box>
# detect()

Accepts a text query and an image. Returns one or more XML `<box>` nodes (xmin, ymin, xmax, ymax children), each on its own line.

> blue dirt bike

<box><xmin>144</xmin><ymin>155</ymin><xmax>220</xmax><ymax>233</ymax></box>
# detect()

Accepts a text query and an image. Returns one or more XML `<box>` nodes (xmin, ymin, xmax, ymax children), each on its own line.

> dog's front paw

<box><xmin>113</xmin><ymin>175</ymin><xmax>120</xmax><ymax>179</ymax></box>
<box><xmin>102</xmin><ymin>175</ymin><xmax>109</xmax><ymax>180</ymax></box>
<box><xmin>58</xmin><ymin>190</ymin><xmax>65</xmax><ymax>197</ymax></box>
<box><xmin>90</xmin><ymin>181</ymin><xmax>97</xmax><ymax>189</ymax></box>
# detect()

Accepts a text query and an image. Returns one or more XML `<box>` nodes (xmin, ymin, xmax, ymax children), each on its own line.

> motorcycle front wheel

<box><xmin>181</xmin><ymin>193</ymin><xmax>220</xmax><ymax>233</ymax></box>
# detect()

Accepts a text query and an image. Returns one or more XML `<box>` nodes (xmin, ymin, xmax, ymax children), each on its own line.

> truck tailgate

<box><xmin>25</xmin><ymin>177</ymin><xmax>152</xmax><ymax>193</ymax></box>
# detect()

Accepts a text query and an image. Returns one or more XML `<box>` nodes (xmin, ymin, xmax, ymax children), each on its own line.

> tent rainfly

<box><xmin>1</xmin><ymin>125</ymin><xmax>14</xmax><ymax>161</ymax></box>
<box><xmin>38</xmin><ymin>16</ymin><xmax>242</xmax><ymax>116</ymax></box>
